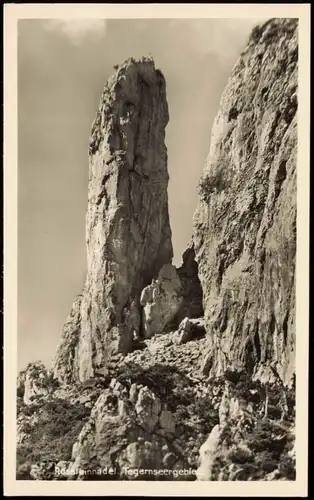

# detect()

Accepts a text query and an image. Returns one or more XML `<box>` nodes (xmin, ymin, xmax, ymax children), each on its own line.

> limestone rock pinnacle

<box><xmin>53</xmin><ymin>57</ymin><xmax>173</xmax><ymax>383</ymax></box>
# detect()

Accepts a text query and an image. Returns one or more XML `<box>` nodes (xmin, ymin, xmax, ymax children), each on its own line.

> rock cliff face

<box><xmin>194</xmin><ymin>18</ymin><xmax>297</xmax><ymax>386</ymax></box>
<box><xmin>176</xmin><ymin>243</ymin><xmax>204</xmax><ymax>322</ymax></box>
<box><xmin>53</xmin><ymin>58</ymin><xmax>173</xmax><ymax>383</ymax></box>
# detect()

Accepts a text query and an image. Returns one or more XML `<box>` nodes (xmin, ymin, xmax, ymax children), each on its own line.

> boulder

<box><xmin>140</xmin><ymin>264</ymin><xmax>183</xmax><ymax>338</ymax></box>
<box><xmin>177</xmin><ymin>317</ymin><xmax>206</xmax><ymax>345</ymax></box>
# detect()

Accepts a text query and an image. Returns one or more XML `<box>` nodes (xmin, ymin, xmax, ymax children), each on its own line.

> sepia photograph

<box><xmin>4</xmin><ymin>3</ymin><xmax>310</xmax><ymax>497</ymax></box>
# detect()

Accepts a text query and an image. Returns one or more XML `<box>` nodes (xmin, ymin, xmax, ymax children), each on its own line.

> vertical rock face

<box><xmin>53</xmin><ymin>58</ymin><xmax>173</xmax><ymax>383</ymax></box>
<box><xmin>193</xmin><ymin>19</ymin><xmax>297</xmax><ymax>385</ymax></box>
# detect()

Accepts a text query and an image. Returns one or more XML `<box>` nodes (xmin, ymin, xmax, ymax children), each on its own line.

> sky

<box><xmin>18</xmin><ymin>17</ymin><xmax>264</xmax><ymax>371</ymax></box>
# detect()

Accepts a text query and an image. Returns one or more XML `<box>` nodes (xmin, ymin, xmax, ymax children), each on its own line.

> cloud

<box><xmin>43</xmin><ymin>19</ymin><xmax>107</xmax><ymax>45</ymax></box>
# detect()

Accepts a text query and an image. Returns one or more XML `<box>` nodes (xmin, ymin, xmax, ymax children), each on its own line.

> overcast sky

<box><xmin>18</xmin><ymin>17</ymin><xmax>263</xmax><ymax>371</ymax></box>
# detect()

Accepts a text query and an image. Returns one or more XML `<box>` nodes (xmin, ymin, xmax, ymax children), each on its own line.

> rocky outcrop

<box><xmin>53</xmin><ymin>57</ymin><xmax>173</xmax><ymax>384</ymax></box>
<box><xmin>196</xmin><ymin>380</ymin><xmax>258</xmax><ymax>481</ymax></box>
<box><xmin>16</xmin><ymin>19</ymin><xmax>298</xmax><ymax>484</ymax></box>
<box><xmin>140</xmin><ymin>264</ymin><xmax>183</xmax><ymax>338</ymax></box>
<box><xmin>139</xmin><ymin>243</ymin><xmax>204</xmax><ymax>339</ymax></box>
<box><xmin>17</xmin><ymin>362</ymin><xmax>50</xmax><ymax>405</ymax></box>
<box><xmin>196</xmin><ymin>375</ymin><xmax>296</xmax><ymax>481</ymax></box>
<box><xmin>193</xmin><ymin>18</ymin><xmax>297</xmax><ymax>386</ymax></box>
<box><xmin>68</xmin><ymin>381</ymin><xmax>193</xmax><ymax>481</ymax></box>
